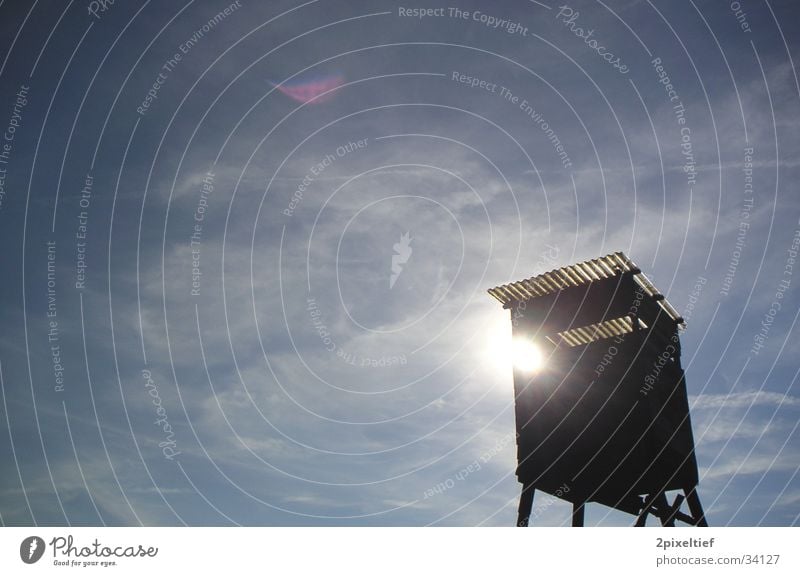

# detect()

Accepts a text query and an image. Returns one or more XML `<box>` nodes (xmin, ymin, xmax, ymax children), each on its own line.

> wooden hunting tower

<box><xmin>488</xmin><ymin>252</ymin><xmax>707</xmax><ymax>527</ymax></box>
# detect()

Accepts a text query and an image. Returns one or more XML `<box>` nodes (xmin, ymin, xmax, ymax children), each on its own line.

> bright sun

<box><xmin>511</xmin><ymin>337</ymin><xmax>543</xmax><ymax>373</ymax></box>
<box><xmin>484</xmin><ymin>315</ymin><xmax>545</xmax><ymax>375</ymax></box>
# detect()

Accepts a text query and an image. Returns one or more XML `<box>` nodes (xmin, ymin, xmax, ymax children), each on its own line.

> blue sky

<box><xmin>0</xmin><ymin>0</ymin><xmax>798</xmax><ymax>526</ymax></box>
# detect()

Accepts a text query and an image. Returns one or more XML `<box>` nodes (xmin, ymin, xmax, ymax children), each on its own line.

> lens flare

<box><xmin>269</xmin><ymin>74</ymin><xmax>344</xmax><ymax>104</ymax></box>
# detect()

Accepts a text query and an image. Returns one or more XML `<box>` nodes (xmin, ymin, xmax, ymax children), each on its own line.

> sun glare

<box><xmin>511</xmin><ymin>337</ymin><xmax>543</xmax><ymax>373</ymax></box>
<box><xmin>484</xmin><ymin>315</ymin><xmax>544</xmax><ymax>376</ymax></box>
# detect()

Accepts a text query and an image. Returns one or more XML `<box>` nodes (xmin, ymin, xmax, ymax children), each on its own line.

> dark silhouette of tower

<box><xmin>488</xmin><ymin>252</ymin><xmax>707</xmax><ymax>527</ymax></box>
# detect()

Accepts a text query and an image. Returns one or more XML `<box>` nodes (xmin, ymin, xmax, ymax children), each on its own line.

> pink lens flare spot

<box><xmin>270</xmin><ymin>74</ymin><xmax>344</xmax><ymax>104</ymax></box>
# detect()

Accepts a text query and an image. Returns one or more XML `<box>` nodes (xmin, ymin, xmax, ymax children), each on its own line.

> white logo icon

<box><xmin>390</xmin><ymin>232</ymin><xmax>413</xmax><ymax>289</ymax></box>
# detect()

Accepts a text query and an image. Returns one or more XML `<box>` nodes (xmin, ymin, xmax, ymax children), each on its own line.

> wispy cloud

<box><xmin>691</xmin><ymin>391</ymin><xmax>800</xmax><ymax>410</ymax></box>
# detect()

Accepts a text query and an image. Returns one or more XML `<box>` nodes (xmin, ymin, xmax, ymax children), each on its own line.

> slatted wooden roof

<box><xmin>488</xmin><ymin>252</ymin><xmax>685</xmax><ymax>338</ymax></box>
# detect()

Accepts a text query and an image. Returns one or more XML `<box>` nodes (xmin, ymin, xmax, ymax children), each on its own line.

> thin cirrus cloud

<box><xmin>691</xmin><ymin>391</ymin><xmax>800</xmax><ymax>410</ymax></box>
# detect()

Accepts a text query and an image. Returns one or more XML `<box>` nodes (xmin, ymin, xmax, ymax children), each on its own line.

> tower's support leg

<box><xmin>655</xmin><ymin>493</ymin><xmax>675</xmax><ymax>526</ymax></box>
<box><xmin>635</xmin><ymin>488</ymin><xmax>708</xmax><ymax>527</ymax></box>
<box><xmin>664</xmin><ymin>494</ymin><xmax>685</xmax><ymax>526</ymax></box>
<box><xmin>517</xmin><ymin>483</ymin><xmax>535</xmax><ymax>527</ymax></box>
<box><xmin>572</xmin><ymin>502</ymin><xmax>585</xmax><ymax>527</ymax></box>
<box><xmin>635</xmin><ymin>491</ymin><xmax>663</xmax><ymax>526</ymax></box>
<box><xmin>684</xmin><ymin>486</ymin><xmax>708</xmax><ymax>527</ymax></box>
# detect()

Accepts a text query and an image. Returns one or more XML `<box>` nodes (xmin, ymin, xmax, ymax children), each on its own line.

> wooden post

<box><xmin>655</xmin><ymin>493</ymin><xmax>675</xmax><ymax>526</ymax></box>
<box><xmin>685</xmin><ymin>486</ymin><xmax>708</xmax><ymax>527</ymax></box>
<box><xmin>572</xmin><ymin>502</ymin><xmax>585</xmax><ymax>527</ymax></box>
<box><xmin>517</xmin><ymin>483</ymin><xmax>535</xmax><ymax>527</ymax></box>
